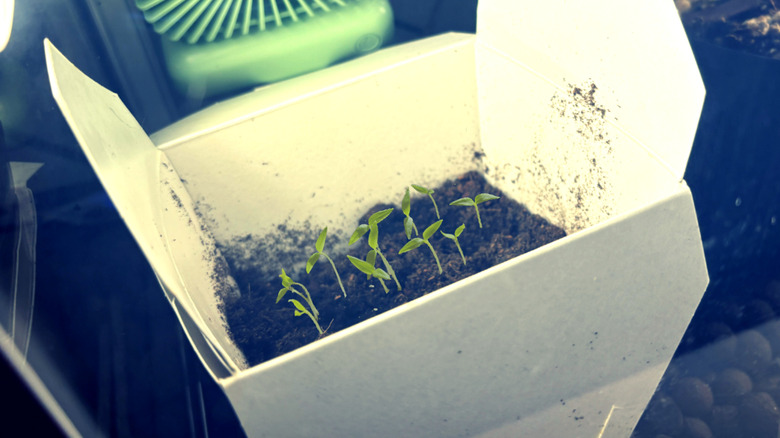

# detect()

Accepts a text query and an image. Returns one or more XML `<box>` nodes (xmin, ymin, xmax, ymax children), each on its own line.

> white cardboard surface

<box><xmin>477</xmin><ymin>0</ymin><xmax>704</xmax><ymax>181</ymax></box>
<box><xmin>222</xmin><ymin>188</ymin><xmax>707</xmax><ymax>438</ymax></box>
<box><xmin>45</xmin><ymin>0</ymin><xmax>708</xmax><ymax>436</ymax></box>
<box><xmin>45</xmin><ymin>40</ymin><xmax>247</xmax><ymax>373</ymax></box>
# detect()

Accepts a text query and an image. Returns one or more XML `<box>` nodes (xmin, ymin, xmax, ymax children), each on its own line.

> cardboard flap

<box><xmin>44</xmin><ymin>40</ymin><xmax>247</xmax><ymax>375</ymax></box>
<box><xmin>476</xmin><ymin>0</ymin><xmax>704</xmax><ymax>180</ymax></box>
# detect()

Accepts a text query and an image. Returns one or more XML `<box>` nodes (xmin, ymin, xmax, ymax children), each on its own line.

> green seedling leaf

<box><xmin>290</xmin><ymin>299</ymin><xmax>307</xmax><ymax>313</ymax></box>
<box><xmin>349</xmin><ymin>224</ymin><xmax>369</xmax><ymax>245</ymax></box>
<box><xmin>403</xmin><ymin>216</ymin><xmax>416</xmax><ymax>240</ymax></box>
<box><xmin>347</xmin><ymin>255</ymin><xmax>392</xmax><ymax>282</ymax></box>
<box><xmin>368</xmin><ymin>222</ymin><xmax>379</xmax><ymax>249</ymax></box>
<box><xmin>412</xmin><ymin>184</ymin><xmax>440</xmax><ymax>219</ymax></box>
<box><xmin>441</xmin><ymin>224</ymin><xmax>467</xmax><ymax>265</ymax></box>
<box><xmin>373</xmin><ymin>268</ymin><xmax>391</xmax><ymax>280</ymax></box>
<box><xmin>475</xmin><ymin>193</ymin><xmax>500</xmax><ymax>204</ymax></box>
<box><xmin>399</xmin><ymin>238</ymin><xmax>424</xmax><ymax>254</ymax></box>
<box><xmin>449</xmin><ymin>197</ymin><xmax>475</xmax><ymax>207</ymax></box>
<box><xmin>307</xmin><ymin>227</ymin><xmax>346</xmax><ymax>297</ymax></box>
<box><xmin>364</xmin><ymin>250</ymin><xmax>377</xmax><ymax>279</ymax></box>
<box><xmin>276</xmin><ymin>287</ymin><xmax>288</xmax><ymax>303</ymax></box>
<box><xmin>454</xmin><ymin>223</ymin><xmax>465</xmax><ymax>237</ymax></box>
<box><xmin>280</xmin><ymin>269</ymin><xmax>294</xmax><ymax>288</ymax></box>
<box><xmin>399</xmin><ymin>226</ymin><xmax>443</xmax><ymax>273</ymax></box>
<box><xmin>315</xmin><ymin>227</ymin><xmax>328</xmax><ymax>253</ymax></box>
<box><xmin>411</xmin><ymin>184</ymin><xmax>432</xmax><ymax>195</ymax></box>
<box><xmin>278</xmin><ymin>270</ymin><xmax>323</xmax><ymax>334</ymax></box>
<box><xmin>402</xmin><ymin>188</ymin><xmax>411</xmax><ymax>216</ymax></box>
<box><xmin>422</xmin><ymin>219</ymin><xmax>443</xmax><ymax>241</ymax></box>
<box><xmin>368</xmin><ymin>208</ymin><xmax>393</xmax><ymax>226</ymax></box>
<box><xmin>305</xmin><ymin>253</ymin><xmax>320</xmax><ymax>274</ymax></box>
<box><xmin>450</xmin><ymin>194</ymin><xmax>497</xmax><ymax>228</ymax></box>
<box><xmin>347</xmin><ymin>255</ymin><xmax>375</xmax><ymax>276</ymax></box>
<box><xmin>401</xmin><ymin>188</ymin><xmax>419</xmax><ymax>239</ymax></box>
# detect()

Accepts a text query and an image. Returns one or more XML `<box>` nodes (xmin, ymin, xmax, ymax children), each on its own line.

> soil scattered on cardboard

<box><xmin>220</xmin><ymin>171</ymin><xmax>566</xmax><ymax>366</ymax></box>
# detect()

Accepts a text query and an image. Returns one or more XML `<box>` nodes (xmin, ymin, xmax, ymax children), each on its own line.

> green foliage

<box><xmin>306</xmin><ymin>227</ymin><xmax>346</xmax><ymax>297</ymax></box>
<box><xmin>401</xmin><ymin>187</ymin><xmax>419</xmax><ymax>240</ymax></box>
<box><xmin>449</xmin><ymin>193</ymin><xmax>500</xmax><ymax>228</ymax></box>
<box><xmin>399</xmin><ymin>220</ymin><xmax>444</xmax><ymax>274</ymax></box>
<box><xmin>347</xmin><ymin>253</ymin><xmax>391</xmax><ymax>293</ymax></box>
<box><xmin>277</xmin><ymin>269</ymin><xmax>323</xmax><ymax>334</ymax></box>
<box><xmin>411</xmin><ymin>184</ymin><xmax>440</xmax><ymax>220</ymax></box>
<box><xmin>349</xmin><ymin>208</ymin><xmax>402</xmax><ymax>290</ymax></box>
<box><xmin>441</xmin><ymin>224</ymin><xmax>467</xmax><ymax>265</ymax></box>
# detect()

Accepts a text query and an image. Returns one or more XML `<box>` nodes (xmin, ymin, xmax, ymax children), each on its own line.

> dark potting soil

<box><xmin>221</xmin><ymin>171</ymin><xmax>567</xmax><ymax>367</ymax></box>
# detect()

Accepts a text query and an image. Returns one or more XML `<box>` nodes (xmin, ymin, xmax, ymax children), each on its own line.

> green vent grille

<box><xmin>135</xmin><ymin>0</ymin><xmax>362</xmax><ymax>44</ymax></box>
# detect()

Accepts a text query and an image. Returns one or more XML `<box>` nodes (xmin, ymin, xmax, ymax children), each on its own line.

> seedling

<box><xmin>276</xmin><ymin>269</ymin><xmax>323</xmax><ymax>335</ymax></box>
<box><xmin>401</xmin><ymin>187</ymin><xmax>419</xmax><ymax>240</ymax></box>
<box><xmin>399</xmin><ymin>219</ymin><xmax>444</xmax><ymax>274</ymax></box>
<box><xmin>449</xmin><ymin>193</ymin><xmax>500</xmax><ymax>228</ymax></box>
<box><xmin>347</xmin><ymin>253</ymin><xmax>392</xmax><ymax>293</ymax></box>
<box><xmin>306</xmin><ymin>227</ymin><xmax>346</xmax><ymax>297</ymax></box>
<box><xmin>441</xmin><ymin>224</ymin><xmax>467</xmax><ymax>265</ymax></box>
<box><xmin>349</xmin><ymin>208</ymin><xmax>402</xmax><ymax>290</ymax></box>
<box><xmin>412</xmin><ymin>184</ymin><xmax>440</xmax><ymax>220</ymax></box>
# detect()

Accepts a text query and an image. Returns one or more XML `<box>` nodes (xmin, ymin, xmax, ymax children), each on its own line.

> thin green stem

<box><xmin>323</xmin><ymin>253</ymin><xmax>346</xmax><ymax>297</ymax></box>
<box><xmin>475</xmin><ymin>205</ymin><xmax>483</xmax><ymax>228</ymax></box>
<box><xmin>377</xmin><ymin>277</ymin><xmax>389</xmax><ymax>293</ymax></box>
<box><xmin>424</xmin><ymin>241</ymin><xmax>442</xmax><ymax>274</ymax></box>
<box><xmin>376</xmin><ymin>249</ymin><xmax>402</xmax><ymax>290</ymax></box>
<box><xmin>429</xmin><ymin>194</ymin><xmax>440</xmax><ymax>219</ymax></box>
<box><xmin>455</xmin><ymin>241</ymin><xmax>466</xmax><ymax>265</ymax></box>
<box><xmin>302</xmin><ymin>308</ymin><xmax>324</xmax><ymax>334</ymax></box>
<box><xmin>292</xmin><ymin>283</ymin><xmax>319</xmax><ymax>319</ymax></box>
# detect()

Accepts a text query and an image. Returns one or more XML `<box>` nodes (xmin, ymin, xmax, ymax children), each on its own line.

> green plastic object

<box><xmin>135</xmin><ymin>0</ymin><xmax>394</xmax><ymax>97</ymax></box>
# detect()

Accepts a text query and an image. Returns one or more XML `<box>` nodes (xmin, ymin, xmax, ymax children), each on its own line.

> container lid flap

<box><xmin>476</xmin><ymin>0</ymin><xmax>704</xmax><ymax>179</ymax></box>
<box><xmin>44</xmin><ymin>39</ymin><xmax>246</xmax><ymax>376</ymax></box>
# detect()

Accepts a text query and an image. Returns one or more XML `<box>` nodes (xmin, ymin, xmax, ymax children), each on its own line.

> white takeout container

<box><xmin>45</xmin><ymin>1</ymin><xmax>708</xmax><ymax>436</ymax></box>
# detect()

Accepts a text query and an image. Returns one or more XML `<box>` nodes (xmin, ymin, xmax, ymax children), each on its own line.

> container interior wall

<box><xmin>159</xmin><ymin>35</ymin><xmax>482</xmax><ymax>280</ymax></box>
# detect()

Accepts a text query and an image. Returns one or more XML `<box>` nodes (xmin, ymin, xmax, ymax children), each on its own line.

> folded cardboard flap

<box><xmin>44</xmin><ymin>39</ymin><xmax>247</xmax><ymax>375</ymax></box>
<box><xmin>477</xmin><ymin>0</ymin><xmax>704</xmax><ymax>180</ymax></box>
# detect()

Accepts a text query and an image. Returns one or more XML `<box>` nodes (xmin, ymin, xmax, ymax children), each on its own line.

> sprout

<box><xmin>306</xmin><ymin>227</ymin><xmax>346</xmax><ymax>297</ymax></box>
<box><xmin>449</xmin><ymin>193</ymin><xmax>500</xmax><ymax>228</ymax></box>
<box><xmin>347</xmin><ymin>252</ymin><xmax>392</xmax><ymax>293</ymax></box>
<box><xmin>349</xmin><ymin>208</ymin><xmax>402</xmax><ymax>290</ymax></box>
<box><xmin>411</xmin><ymin>184</ymin><xmax>440</xmax><ymax>220</ymax></box>
<box><xmin>399</xmin><ymin>219</ymin><xmax>443</xmax><ymax>274</ymax></box>
<box><xmin>277</xmin><ymin>269</ymin><xmax>323</xmax><ymax>335</ymax></box>
<box><xmin>440</xmin><ymin>224</ymin><xmax>467</xmax><ymax>265</ymax></box>
<box><xmin>401</xmin><ymin>187</ymin><xmax>419</xmax><ymax>240</ymax></box>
